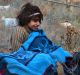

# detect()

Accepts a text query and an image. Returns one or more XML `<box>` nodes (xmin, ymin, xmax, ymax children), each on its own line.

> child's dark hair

<box><xmin>17</xmin><ymin>3</ymin><xmax>43</xmax><ymax>26</ymax></box>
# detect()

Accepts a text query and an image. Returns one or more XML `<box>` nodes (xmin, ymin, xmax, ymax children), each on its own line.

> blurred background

<box><xmin>0</xmin><ymin>0</ymin><xmax>80</xmax><ymax>52</ymax></box>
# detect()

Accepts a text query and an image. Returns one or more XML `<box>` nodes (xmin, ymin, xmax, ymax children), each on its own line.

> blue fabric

<box><xmin>0</xmin><ymin>30</ymin><xmax>72</xmax><ymax>75</ymax></box>
<box><xmin>49</xmin><ymin>47</ymin><xmax>72</xmax><ymax>63</ymax></box>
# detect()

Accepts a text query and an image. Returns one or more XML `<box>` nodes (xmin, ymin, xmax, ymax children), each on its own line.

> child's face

<box><xmin>27</xmin><ymin>17</ymin><xmax>40</xmax><ymax>31</ymax></box>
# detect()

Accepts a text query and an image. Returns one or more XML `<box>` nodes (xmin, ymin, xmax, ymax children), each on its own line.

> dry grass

<box><xmin>62</xmin><ymin>26</ymin><xmax>80</xmax><ymax>52</ymax></box>
<box><xmin>57</xmin><ymin>62</ymin><xmax>64</xmax><ymax>75</ymax></box>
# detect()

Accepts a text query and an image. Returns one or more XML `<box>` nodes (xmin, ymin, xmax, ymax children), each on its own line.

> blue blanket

<box><xmin>0</xmin><ymin>30</ymin><xmax>72</xmax><ymax>75</ymax></box>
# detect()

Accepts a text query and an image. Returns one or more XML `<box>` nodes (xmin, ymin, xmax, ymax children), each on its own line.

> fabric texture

<box><xmin>0</xmin><ymin>30</ymin><xmax>72</xmax><ymax>75</ymax></box>
<box><xmin>10</xmin><ymin>26</ymin><xmax>29</xmax><ymax>52</ymax></box>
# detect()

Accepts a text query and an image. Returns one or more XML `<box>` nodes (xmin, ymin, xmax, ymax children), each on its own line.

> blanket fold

<box><xmin>0</xmin><ymin>30</ymin><xmax>72</xmax><ymax>75</ymax></box>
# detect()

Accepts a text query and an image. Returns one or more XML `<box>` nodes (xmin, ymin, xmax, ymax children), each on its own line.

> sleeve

<box><xmin>10</xmin><ymin>27</ymin><xmax>29</xmax><ymax>52</ymax></box>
